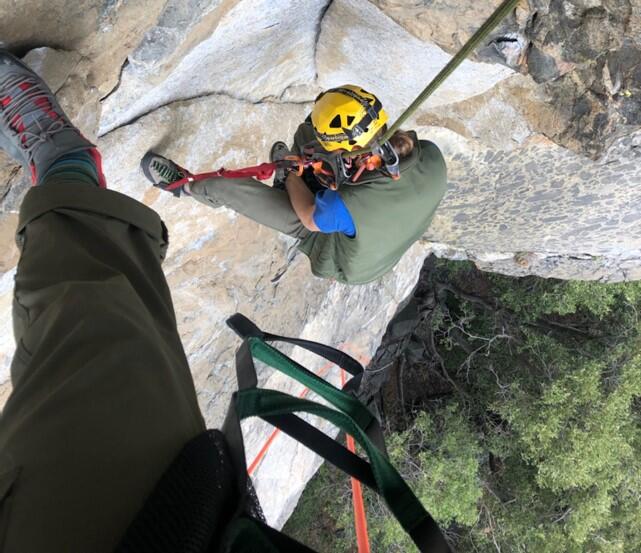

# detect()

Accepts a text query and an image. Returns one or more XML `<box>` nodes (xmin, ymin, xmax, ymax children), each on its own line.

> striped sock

<box><xmin>39</xmin><ymin>150</ymin><xmax>101</xmax><ymax>187</ymax></box>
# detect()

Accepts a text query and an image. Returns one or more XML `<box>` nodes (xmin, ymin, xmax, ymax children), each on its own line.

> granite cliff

<box><xmin>1</xmin><ymin>0</ymin><xmax>639</xmax><ymax>527</ymax></box>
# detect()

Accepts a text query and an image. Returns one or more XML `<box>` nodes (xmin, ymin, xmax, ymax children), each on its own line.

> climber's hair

<box><xmin>377</xmin><ymin>125</ymin><xmax>415</xmax><ymax>159</ymax></box>
<box><xmin>389</xmin><ymin>130</ymin><xmax>415</xmax><ymax>159</ymax></box>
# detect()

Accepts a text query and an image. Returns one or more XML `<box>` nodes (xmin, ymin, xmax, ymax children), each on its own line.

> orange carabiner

<box><xmin>352</xmin><ymin>154</ymin><xmax>382</xmax><ymax>182</ymax></box>
<box><xmin>311</xmin><ymin>160</ymin><xmax>334</xmax><ymax>177</ymax></box>
<box><xmin>285</xmin><ymin>155</ymin><xmax>305</xmax><ymax>177</ymax></box>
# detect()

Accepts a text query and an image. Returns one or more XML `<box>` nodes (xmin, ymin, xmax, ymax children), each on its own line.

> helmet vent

<box><xmin>346</xmin><ymin>115</ymin><xmax>355</xmax><ymax>126</ymax></box>
<box><xmin>329</xmin><ymin>115</ymin><xmax>342</xmax><ymax>129</ymax></box>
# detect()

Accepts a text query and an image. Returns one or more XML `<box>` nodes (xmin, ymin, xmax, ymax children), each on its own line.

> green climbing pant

<box><xmin>188</xmin><ymin>177</ymin><xmax>311</xmax><ymax>240</ymax></box>
<box><xmin>0</xmin><ymin>181</ymin><xmax>205</xmax><ymax>553</ymax></box>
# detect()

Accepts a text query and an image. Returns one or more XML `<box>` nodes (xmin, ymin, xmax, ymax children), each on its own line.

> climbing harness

<box><xmin>297</xmin><ymin>144</ymin><xmax>398</xmax><ymax>189</ymax></box>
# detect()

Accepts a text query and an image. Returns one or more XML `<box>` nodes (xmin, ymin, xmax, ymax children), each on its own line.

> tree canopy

<box><xmin>285</xmin><ymin>260</ymin><xmax>641</xmax><ymax>552</ymax></box>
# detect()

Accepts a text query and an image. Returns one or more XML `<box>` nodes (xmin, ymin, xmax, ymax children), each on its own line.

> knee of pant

<box><xmin>188</xmin><ymin>182</ymin><xmax>224</xmax><ymax>209</ymax></box>
<box><xmin>187</xmin><ymin>181</ymin><xmax>209</xmax><ymax>198</ymax></box>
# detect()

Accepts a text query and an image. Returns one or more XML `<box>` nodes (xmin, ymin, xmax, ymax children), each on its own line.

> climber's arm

<box><xmin>285</xmin><ymin>172</ymin><xmax>320</xmax><ymax>232</ymax></box>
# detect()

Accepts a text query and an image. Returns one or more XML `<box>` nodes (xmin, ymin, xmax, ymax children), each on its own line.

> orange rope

<box><xmin>341</xmin><ymin>368</ymin><xmax>371</xmax><ymax>553</ymax></box>
<box><xmin>245</xmin><ymin>346</ymin><xmax>372</xmax><ymax>552</ymax></box>
<box><xmin>247</xmin><ymin>427</ymin><xmax>282</xmax><ymax>475</ymax></box>
<box><xmin>247</xmin><ymin>359</ymin><xmax>335</xmax><ymax>475</ymax></box>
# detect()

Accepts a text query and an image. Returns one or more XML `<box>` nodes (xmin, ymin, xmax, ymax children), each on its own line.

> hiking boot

<box><xmin>141</xmin><ymin>151</ymin><xmax>191</xmax><ymax>197</ymax></box>
<box><xmin>0</xmin><ymin>49</ymin><xmax>102</xmax><ymax>185</ymax></box>
<box><xmin>270</xmin><ymin>141</ymin><xmax>291</xmax><ymax>190</ymax></box>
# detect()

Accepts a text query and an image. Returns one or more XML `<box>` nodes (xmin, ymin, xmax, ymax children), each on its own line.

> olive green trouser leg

<box><xmin>0</xmin><ymin>182</ymin><xmax>205</xmax><ymax>553</ymax></box>
<box><xmin>188</xmin><ymin>177</ymin><xmax>311</xmax><ymax>241</ymax></box>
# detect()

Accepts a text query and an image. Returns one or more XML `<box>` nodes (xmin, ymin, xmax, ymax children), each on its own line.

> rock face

<box><xmin>315</xmin><ymin>0</ymin><xmax>513</xmax><ymax>116</ymax></box>
<box><xmin>523</xmin><ymin>0</ymin><xmax>641</xmax><ymax>158</ymax></box>
<box><xmin>375</xmin><ymin>0</ymin><xmax>641</xmax><ymax>158</ymax></box>
<box><xmin>98</xmin><ymin>0</ymin><xmax>513</xmax><ymax>134</ymax></box>
<box><xmin>370</xmin><ymin>0</ymin><xmax>508</xmax><ymax>54</ymax></box>
<box><xmin>428</xmin><ymin>131</ymin><xmax>641</xmax><ymax>282</ymax></box>
<box><xmin>0</xmin><ymin>0</ymin><xmax>167</xmax><ymax>96</ymax></box>
<box><xmin>98</xmin><ymin>0</ymin><xmax>325</xmax><ymax>134</ymax></box>
<box><xmin>1</xmin><ymin>0</ymin><xmax>640</xmax><ymax>530</ymax></box>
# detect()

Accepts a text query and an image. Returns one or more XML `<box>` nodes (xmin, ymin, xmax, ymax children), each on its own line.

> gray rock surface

<box><xmin>426</xmin><ymin>132</ymin><xmax>641</xmax><ymax>282</ymax></box>
<box><xmin>523</xmin><ymin>0</ymin><xmax>641</xmax><ymax>157</ymax></box>
<box><xmin>375</xmin><ymin>0</ymin><xmax>641</xmax><ymax>158</ymax></box>
<box><xmin>99</xmin><ymin>0</ymin><xmax>513</xmax><ymax>135</ymax></box>
<box><xmin>98</xmin><ymin>0</ymin><xmax>326</xmax><ymax>134</ymax></box>
<box><xmin>370</xmin><ymin>0</ymin><xmax>508</xmax><ymax>55</ymax></box>
<box><xmin>316</xmin><ymin>0</ymin><xmax>513</xmax><ymax>116</ymax></box>
<box><xmin>0</xmin><ymin>0</ymin><xmax>168</xmax><ymax>96</ymax></box>
<box><xmin>1</xmin><ymin>0</ymin><xmax>640</xmax><ymax>530</ymax></box>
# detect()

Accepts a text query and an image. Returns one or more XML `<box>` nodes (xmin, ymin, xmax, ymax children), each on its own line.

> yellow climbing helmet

<box><xmin>311</xmin><ymin>85</ymin><xmax>389</xmax><ymax>152</ymax></box>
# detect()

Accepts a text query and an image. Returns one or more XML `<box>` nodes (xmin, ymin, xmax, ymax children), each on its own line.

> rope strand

<box><xmin>343</xmin><ymin>0</ymin><xmax>522</xmax><ymax>158</ymax></box>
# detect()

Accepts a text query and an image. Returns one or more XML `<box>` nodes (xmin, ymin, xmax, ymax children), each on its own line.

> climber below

<box><xmin>0</xmin><ymin>52</ymin><xmax>447</xmax><ymax>551</ymax></box>
<box><xmin>142</xmin><ymin>85</ymin><xmax>448</xmax><ymax>285</ymax></box>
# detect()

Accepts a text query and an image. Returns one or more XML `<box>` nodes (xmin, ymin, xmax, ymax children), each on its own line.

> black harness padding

<box><xmin>115</xmin><ymin>430</ymin><xmax>245</xmax><ymax>553</ymax></box>
<box><xmin>226</xmin><ymin>313</ymin><xmax>365</xmax><ymax>378</ymax></box>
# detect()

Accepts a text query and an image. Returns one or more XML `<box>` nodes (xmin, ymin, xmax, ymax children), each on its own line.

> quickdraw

<box><xmin>165</xmin><ymin>147</ymin><xmax>399</xmax><ymax>192</ymax></box>
<box><xmin>164</xmin><ymin>162</ymin><xmax>280</xmax><ymax>192</ymax></box>
<box><xmin>164</xmin><ymin>156</ymin><xmax>330</xmax><ymax>192</ymax></box>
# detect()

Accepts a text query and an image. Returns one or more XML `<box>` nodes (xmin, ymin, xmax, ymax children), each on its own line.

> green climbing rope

<box><xmin>344</xmin><ymin>0</ymin><xmax>522</xmax><ymax>158</ymax></box>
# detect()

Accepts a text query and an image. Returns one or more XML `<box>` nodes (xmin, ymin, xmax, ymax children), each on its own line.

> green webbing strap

<box><xmin>234</xmin><ymin>388</ymin><xmax>451</xmax><ymax>552</ymax></box>
<box><xmin>343</xmin><ymin>0</ymin><xmax>521</xmax><ymax>158</ymax></box>
<box><xmin>222</xmin><ymin>316</ymin><xmax>452</xmax><ymax>551</ymax></box>
<box><xmin>247</xmin><ymin>337</ymin><xmax>376</xmax><ymax>432</ymax></box>
<box><xmin>227</xmin><ymin>313</ymin><xmax>365</xmax><ymax>380</ymax></box>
